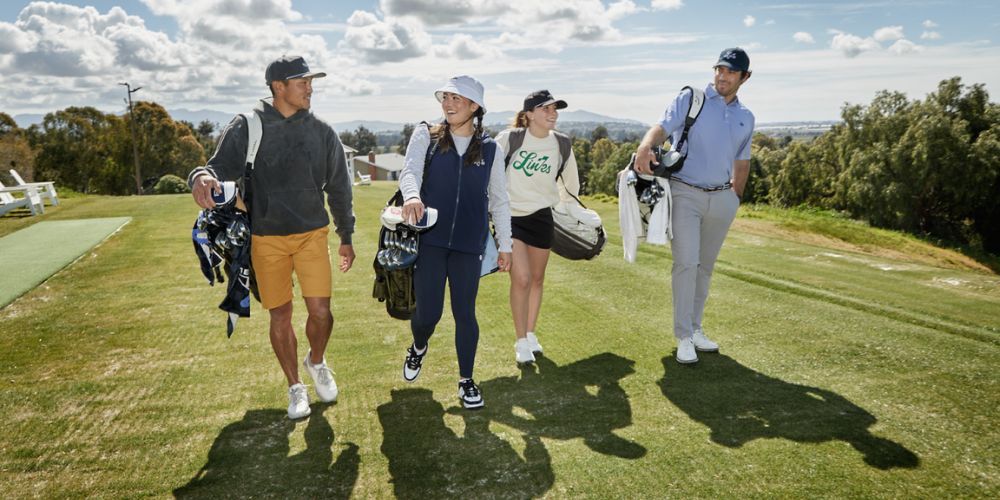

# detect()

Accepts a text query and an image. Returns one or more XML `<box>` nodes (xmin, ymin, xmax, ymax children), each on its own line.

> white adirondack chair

<box><xmin>0</xmin><ymin>179</ymin><xmax>44</xmax><ymax>216</ymax></box>
<box><xmin>9</xmin><ymin>169</ymin><xmax>58</xmax><ymax>206</ymax></box>
<box><xmin>355</xmin><ymin>170</ymin><xmax>372</xmax><ymax>186</ymax></box>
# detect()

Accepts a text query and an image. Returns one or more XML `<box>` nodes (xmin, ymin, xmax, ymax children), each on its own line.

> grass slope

<box><xmin>0</xmin><ymin>183</ymin><xmax>997</xmax><ymax>498</ymax></box>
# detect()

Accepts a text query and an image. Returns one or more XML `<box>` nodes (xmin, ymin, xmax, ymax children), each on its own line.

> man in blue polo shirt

<box><xmin>634</xmin><ymin>47</ymin><xmax>755</xmax><ymax>364</ymax></box>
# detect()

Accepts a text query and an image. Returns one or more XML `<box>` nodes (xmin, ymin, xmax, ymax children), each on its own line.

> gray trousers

<box><xmin>668</xmin><ymin>180</ymin><xmax>740</xmax><ymax>340</ymax></box>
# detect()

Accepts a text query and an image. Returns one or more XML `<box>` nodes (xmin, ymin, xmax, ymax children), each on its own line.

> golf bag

<box><xmin>191</xmin><ymin>110</ymin><xmax>263</xmax><ymax>336</ymax></box>
<box><xmin>551</xmin><ymin>197</ymin><xmax>606</xmax><ymax>260</ymax></box>
<box><xmin>372</xmin><ymin>192</ymin><xmax>419</xmax><ymax>320</ymax></box>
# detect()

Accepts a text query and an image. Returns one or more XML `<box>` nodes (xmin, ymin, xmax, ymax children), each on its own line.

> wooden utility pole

<box><xmin>119</xmin><ymin>82</ymin><xmax>143</xmax><ymax>195</ymax></box>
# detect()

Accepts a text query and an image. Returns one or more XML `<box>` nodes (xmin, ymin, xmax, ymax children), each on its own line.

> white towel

<box><xmin>618</xmin><ymin>171</ymin><xmax>643</xmax><ymax>263</ymax></box>
<box><xmin>645</xmin><ymin>178</ymin><xmax>672</xmax><ymax>244</ymax></box>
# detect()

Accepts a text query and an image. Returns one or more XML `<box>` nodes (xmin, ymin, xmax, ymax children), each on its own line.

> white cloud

<box><xmin>887</xmin><ymin>39</ymin><xmax>921</xmax><ymax>55</ymax></box>
<box><xmin>378</xmin><ymin>0</ymin><xmax>504</xmax><ymax>26</ymax></box>
<box><xmin>608</xmin><ymin>1</ymin><xmax>641</xmax><ymax>19</ymax></box>
<box><xmin>651</xmin><ymin>0</ymin><xmax>684</xmax><ymax>10</ymax></box>
<box><xmin>921</xmin><ymin>31</ymin><xmax>941</xmax><ymax>40</ymax></box>
<box><xmin>437</xmin><ymin>33</ymin><xmax>502</xmax><ymax>60</ymax></box>
<box><xmin>0</xmin><ymin>21</ymin><xmax>36</xmax><ymax>53</ymax></box>
<box><xmin>142</xmin><ymin>0</ymin><xmax>303</xmax><ymax>22</ymax></box>
<box><xmin>830</xmin><ymin>32</ymin><xmax>880</xmax><ymax>57</ymax></box>
<box><xmin>873</xmin><ymin>25</ymin><xmax>904</xmax><ymax>42</ymax></box>
<box><xmin>0</xmin><ymin>1</ymin><xmax>378</xmax><ymax>114</ymax></box>
<box><xmin>340</xmin><ymin>10</ymin><xmax>431</xmax><ymax>63</ymax></box>
<box><xmin>922</xmin><ymin>19</ymin><xmax>938</xmax><ymax>29</ymax></box>
<box><xmin>793</xmin><ymin>31</ymin><xmax>815</xmax><ymax>44</ymax></box>
<box><xmin>765</xmin><ymin>19</ymin><xmax>775</xmax><ymax>26</ymax></box>
<box><xmin>744</xmin><ymin>15</ymin><xmax>756</xmax><ymax>28</ymax></box>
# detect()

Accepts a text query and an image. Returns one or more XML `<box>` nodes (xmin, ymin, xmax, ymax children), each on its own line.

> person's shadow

<box><xmin>174</xmin><ymin>404</ymin><xmax>359</xmax><ymax>498</ymax></box>
<box><xmin>659</xmin><ymin>354</ymin><xmax>919</xmax><ymax>470</ymax></box>
<box><xmin>378</xmin><ymin>388</ymin><xmax>554</xmax><ymax>499</ymax></box>
<box><xmin>479</xmin><ymin>352</ymin><xmax>647</xmax><ymax>459</ymax></box>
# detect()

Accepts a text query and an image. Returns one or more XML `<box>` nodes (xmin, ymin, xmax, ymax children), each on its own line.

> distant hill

<box><xmin>12</xmin><ymin>113</ymin><xmax>44</xmax><ymax>128</ymax></box>
<box><xmin>169</xmin><ymin>108</ymin><xmax>238</xmax><ymax>127</ymax></box>
<box><xmin>330</xmin><ymin>119</ymin><xmax>408</xmax><ymax>133</ymax></box>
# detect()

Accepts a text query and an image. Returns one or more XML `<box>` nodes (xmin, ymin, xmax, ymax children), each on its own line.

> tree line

<box><xmin>2</xmin><ymin>76</ymin><xmax>996</xmax><ymax>256</ymax></box>
<box><xmin>0</xmin><ymin>102</ymin><xmax>214</xmax><ymax>195</ymax></box>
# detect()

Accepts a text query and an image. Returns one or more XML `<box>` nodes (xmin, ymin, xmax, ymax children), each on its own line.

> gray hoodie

<box><xmin>188</xmin><ymin>100</ymin><xmax>355</xmax><ymax>243</ymax></box>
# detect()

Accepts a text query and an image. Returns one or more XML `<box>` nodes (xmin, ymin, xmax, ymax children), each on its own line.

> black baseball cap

<box><xmin>522</xmin><ymin>90</ymin><xmax>568</xmax><ymax>112</ymax></box>
<box><xmin>714</xmin><ymin>47</ymin><xmax>750</xmax><ymax>72</ymax></box>
<box><xmin>265</xmin><ymin>55</ymin><xmax>327</xmax><ymax>84</ymax></box>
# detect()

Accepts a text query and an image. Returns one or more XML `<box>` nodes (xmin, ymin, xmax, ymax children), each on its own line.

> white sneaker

<box><xmin>403</xmin><ymin>344</ymin><xmax>426</xmax><ymax>382</ymax></box>
<box><xmin>287</xmin><ymin>383</ymin><xmax>312</xmax><ymax>419</ymax></box>
<box><xmin>458</xmin><ymin>379</ymin><xmax>484</xmax><ymax>409</ymax></box>
<box><xmin>515</xmin><ymin>338</ymin><xmax>536</xmax><ymax>364</ymax></box>
<box><xmin>692</xmin><ymin>329</ymin><xmax>719</xmax><ymax>352</ymax></box>
<box><xmin>303</xmin><ymin>351</ymin><xmax>338</xmax><ymax>403</ymax></box>
<box><xmin>526</xmin><ymin>332</ymin><xmax>543</xmax><ymax>354</ymax></box>
<box><xmin>676</xmin><ymin>337</ymin><xmax>698</xmax><ymax>364</ymax></box>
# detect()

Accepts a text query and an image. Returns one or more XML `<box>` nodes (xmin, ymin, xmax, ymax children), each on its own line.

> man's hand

<box><xmin>497</xmin><ymin>251</ymin><xmax>512</xmax><ymax>273</ymax></box>
<box><xmin>338</xmin><ymin>244</ymin><xmax>355</xmax><ymax>272</ymax></box>
<box><xmin>191</xmin><ymin>173</ymin><xmax>221</xmax><ymax>209</ymax></box>
<box><xmin>634</xmin><ymin>125</ymin><xmax>667</xmax><ymax>176</ymax></box>
<box><xmin>633</xmin><ymin>144</ymin><xmax>657</xmax><ymax>176</ymax></box>
<box><xmin>401</xmin><ymin>197</ymin><xmax>425</xmax><ymax>225</ymax></box>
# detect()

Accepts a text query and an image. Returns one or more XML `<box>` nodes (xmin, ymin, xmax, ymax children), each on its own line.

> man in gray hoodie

<box><xmin>189</xmin><ymin>55</ymin><xmax>355</xmax><ymax>420</ymax></box>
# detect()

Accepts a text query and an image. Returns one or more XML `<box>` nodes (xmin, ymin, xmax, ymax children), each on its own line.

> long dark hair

<box><xmin>430</xmin><ymin>107</ymin><xmax>486</xmax><ymax>166</ymax></box>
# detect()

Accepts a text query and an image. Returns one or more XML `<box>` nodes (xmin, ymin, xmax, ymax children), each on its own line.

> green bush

<box><xmin>152</xmin><ymin>174</ymin><xmax>190</xmax><ymax>194</ymax></box>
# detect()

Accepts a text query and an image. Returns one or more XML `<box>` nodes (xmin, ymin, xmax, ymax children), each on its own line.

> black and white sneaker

<box><xmin>403</xmin><ymin>344</ymin><xmax>426</xmax><ymax>382</ymax></box>
<box><xmin>458</xmin><ymin>379</ymin><xmax>484</xmax><ymax>409</ymax></box>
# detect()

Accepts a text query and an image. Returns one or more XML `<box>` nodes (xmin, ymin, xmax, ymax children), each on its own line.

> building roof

<box><xmin>342</xmin><ymin>144</ymin><xmax>358</xmax><ymax>154</ymax></box>
<box><xmin>354</xmin><ymin>153</ymin><xmax>405</xmax><ymax>172</ymax></box>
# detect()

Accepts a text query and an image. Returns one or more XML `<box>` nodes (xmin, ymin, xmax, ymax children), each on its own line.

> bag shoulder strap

<box><xmin>553</xmin><ymin>130</ymin><xmax>572</xmax><ymax>180</ymax></box>
<box><xmin>683</xmin><ymin>86</ymin><xmax>705</xmax><ymax>126</ymax></box>
<box><xmin>241</xmin><ymin>111</ymin><xmax>262</xmax><ymax>175</ymax></box>
<box><xmin>503</xmin><ymin>127</ymin><xmax>527</xmax><ymax>169</ymax></box>
<box><xmin>674</xmin><ymin>86</ymin><xmax>705</xmax><ymax>154</ymax></box>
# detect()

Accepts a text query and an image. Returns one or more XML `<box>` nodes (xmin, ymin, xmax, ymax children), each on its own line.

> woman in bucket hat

<box><xmin>495</xmin><ymin>90</ymin><xmax>581</xmax><ymax>365</ymax></box>
<box><xmin>396</xmin><ymin>75</ymin><xmax>513</xmax><ymax>409</ymax></box>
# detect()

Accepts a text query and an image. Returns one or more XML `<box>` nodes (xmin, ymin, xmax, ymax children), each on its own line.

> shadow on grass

<box><xmin>378</xmin><ymin>388</ymin><xmax>554</xmax><ymax>499</ymax></box>
<box><xmin>173</xmin><ymin>404</ymin><xmax>359</xmax><ymax>498</ymax></box>
<box><xmin>659</xmin><ymin>353</ymin><xmax>919</xmax><ymax>470</ymax></box>
<box><xmin>479</xmin><ymin>352</ymin><xmax>647</xmax><ymax>459</ymax></box>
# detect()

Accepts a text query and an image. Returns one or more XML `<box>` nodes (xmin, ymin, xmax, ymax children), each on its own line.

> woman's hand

<box><xmin>497</xmin><ymin>252</ymin><xmax>512</xmax><ymax>273</ymax></box>
<box><xmin>402</xmin><ymin>197</ymin><xmax>425</xmax><ymax>225</ymax></box>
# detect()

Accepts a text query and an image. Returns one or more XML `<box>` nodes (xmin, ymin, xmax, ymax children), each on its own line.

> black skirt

<box><xmin>511</xmin><ymin>207</ymin><xmax>554</xmax><ymax>249</ymax></box>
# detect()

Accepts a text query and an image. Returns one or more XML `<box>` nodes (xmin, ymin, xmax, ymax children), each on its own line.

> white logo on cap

<box><xmin>723</xmin><ymin>51</ymin><xmax>737</xmax><ymax>60</ymax></box>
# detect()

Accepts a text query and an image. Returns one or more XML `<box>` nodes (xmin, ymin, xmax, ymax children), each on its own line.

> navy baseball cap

<box><xmin>714</xmin><ymin>48</ymin><xmax>750</xmax><ymax>72</ymax></box>
<box><xmin>265</xmin><ymin>55</ymin><xmax>327</xmax><ymax>84</ymax></box>
<box><xmin>522</xmin><ymin>90</ymin><xmax>568</xmax><ymax>112</ymax></box>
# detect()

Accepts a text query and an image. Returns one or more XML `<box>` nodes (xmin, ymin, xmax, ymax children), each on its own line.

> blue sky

<box><xmin>1</xmin><ymin>0</ymin><xmax>998</xmax><ymax>125</ymax></box>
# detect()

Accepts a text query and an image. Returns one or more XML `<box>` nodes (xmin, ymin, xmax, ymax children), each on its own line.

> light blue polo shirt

<box><xmin>658</xmin><ymin>83</ymin><xmax>755</xmax><ymax>188</ymax></box>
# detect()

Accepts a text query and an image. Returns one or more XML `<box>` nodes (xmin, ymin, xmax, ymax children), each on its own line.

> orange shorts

<box><xmin>251</xmin><ymin>227</ymin><xmax>332</xmax><ymax>310</ymax></box>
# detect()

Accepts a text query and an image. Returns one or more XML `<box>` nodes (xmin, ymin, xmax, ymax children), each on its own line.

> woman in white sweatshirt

<box><xmin>494</xmin><ymin>90</ymin><xmax>581</xmax><ymax>365</ymax></box>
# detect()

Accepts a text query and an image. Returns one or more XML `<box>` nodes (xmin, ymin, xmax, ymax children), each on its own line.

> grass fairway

<box><xmin>1</xmin><ymin>183</ymin><xmax>997</xmax><ymax>498</ymax></box>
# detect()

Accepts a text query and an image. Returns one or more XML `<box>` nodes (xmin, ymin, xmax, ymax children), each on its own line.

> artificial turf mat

<box><xmin>0</xmin><ymin>217</ymin><xmax>131</xmax><ymax>308</ymax></box>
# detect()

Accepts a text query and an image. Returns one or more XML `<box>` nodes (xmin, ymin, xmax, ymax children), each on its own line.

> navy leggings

<box><xmin>411</xmin><ymin>244</ymin><xmax>482</xmax><ymax>378</ymax></box>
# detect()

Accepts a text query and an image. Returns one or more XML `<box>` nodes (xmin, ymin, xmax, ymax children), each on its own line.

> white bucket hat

<box><xmin>434</xmin><ymin>75</ymin><xmax>486</xmax><ymax>113</ymax></box>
